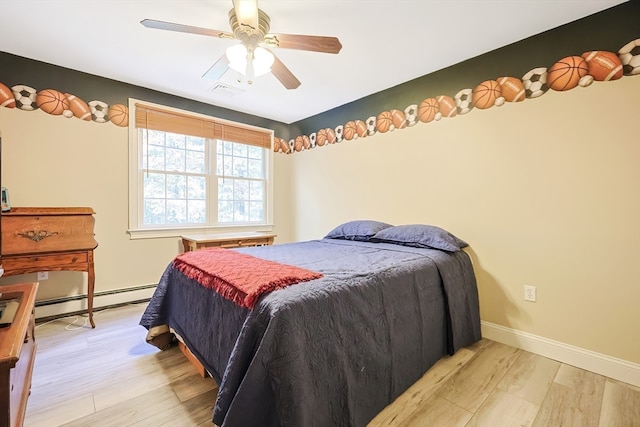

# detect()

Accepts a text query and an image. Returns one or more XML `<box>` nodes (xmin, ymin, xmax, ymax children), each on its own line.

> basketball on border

<box><xmin>294</xmin><ymin>135</ymin><xmax>309</xmax><ymax>151</ymax></box>
<box><xmin>316</xmin><ymin>128</ymin><xmax>328</xmax><ymax>146</ymax></box>
<box><xmin>107</xmin><ymin>104</ymin><xmax>129</xmax><ymax>127</ymax></box>
<box><xmin>343</xmin><ymin>121</ymin><xmax>357</xmax><ymax>140</ymax></box>
<box><xmin>472</xmin><ymin>80</ymin><xmax>501</xmax><ymax>110</ymax></box>
<box><xmin>376</xmin><ymin>111</ymin><xmax>393</xmax><ymax>133</ymax></box>
<box><xmin>547</xmin><ymin>56</ymin><xmax>589</xmax><ymax>91</ymax></box>
<box><xmin>36</xmin><ymin>89</ymin><xmax>69</xmax><ymax>115</ymax></box>
<box><xmin>418</xmin><ymin>98</ymin><xmax>439</xmax><ymax>123</ymax></box>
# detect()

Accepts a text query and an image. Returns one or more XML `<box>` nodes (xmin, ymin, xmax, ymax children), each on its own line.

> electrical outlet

<box><xmin>524</xmin><ymin>285</ymin><xmax>536</xmax><ymax>302</ymax></box>
<box><xmin>37</xmin><ymin>271</ymin><xmax>48</xmax><ymax>281</ymax></box>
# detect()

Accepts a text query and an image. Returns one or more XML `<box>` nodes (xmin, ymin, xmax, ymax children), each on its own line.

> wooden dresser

<box><xmin>1</xmin><ymin>208</ymin><xmax>98</xmax><ymax>328</ymax></box>
<box><xmin>0</xmin><ymin>282</ymin><xmax>38</xmax><ymax>427</ymax></box>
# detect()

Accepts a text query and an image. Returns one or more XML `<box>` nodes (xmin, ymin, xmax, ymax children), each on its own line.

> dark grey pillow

<box><xmin>371</xmin><ymin>224</ymin><xmax>468</xmax><ymax>252</ymax></box>
<box><xmin>324</xmin><ymin>220</ymin><xmax>393</xmax><ymax>241</ymax></box>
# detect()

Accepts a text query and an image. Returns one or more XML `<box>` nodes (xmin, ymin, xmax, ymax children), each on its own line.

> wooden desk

<box><xmin>181</xmin><ymin>232</ymin><xmax>276</xmax><ymax>252</ymax></box>
<box><xmin>0</xmin><ymin>282</ymin><xmax>38</xmax><ymax>427</ymax></box>
<box><xmin>1</xmin><ymin>208</ymin><xmax>98</xmax><ymax>328</ymax></box>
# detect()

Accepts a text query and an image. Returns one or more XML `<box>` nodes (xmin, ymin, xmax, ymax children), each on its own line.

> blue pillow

<box><xmin>324</xmin><ymin>220</ymin><xmax>393</xmax><ymax>242</ymax></box>
<box><xmin>370</xmin><ymin>224</ymin><xmax>468</xmax><ymax>252</ymax></box>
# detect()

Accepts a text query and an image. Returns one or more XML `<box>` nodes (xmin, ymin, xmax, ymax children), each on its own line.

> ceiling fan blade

<box><xmin>141</xmin><ymin>19</ymin><xmax>233</xmax><ymax>39</ymax></box>
<box><xmin>271</xmin><ymin>54</ymin><xmax>301</xmax><ymax>90</ymax></box>
<box><xmin>266</xmin><ymin>34</ymin><xmax>342</xmax><ymax>54</ymax></box>
<box><xmin>202</xmin><ymin>55</ymin><xmax>231</xmax><ymax>80</ymax></box>
<box><xmin>232</xmin><ymin>0</ymin><xmax>259</xmax><ymax>30</ymax></box>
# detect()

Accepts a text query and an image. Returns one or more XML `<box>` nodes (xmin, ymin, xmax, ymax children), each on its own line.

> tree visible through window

<box><xmin>217</xmin><ymin>140</ymin><xmax>265</xmax><ymax>223</ymax></box>
<box><xmin>142</xmin><ymin>130</ymin><xmax>207</xmax><ymax>225</ymax></box>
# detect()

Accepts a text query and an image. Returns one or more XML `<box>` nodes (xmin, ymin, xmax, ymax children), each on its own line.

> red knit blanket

<box><xmin>173</xmin><ymin>248</ymin><xmax>323</xmax><ymax>309</ymax></box>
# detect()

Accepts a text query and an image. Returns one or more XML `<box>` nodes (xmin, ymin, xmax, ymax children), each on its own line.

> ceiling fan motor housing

<box><xmin>228</xmin><ymin>8</ymin><xmax>271</xmax><ymax>47</ymax></box>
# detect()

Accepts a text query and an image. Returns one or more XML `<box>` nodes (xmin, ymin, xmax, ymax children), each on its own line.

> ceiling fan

<box><xmin>141</xmin><ymin>0</ymin><xmax>342</xmax><ymax>90</ymax></box>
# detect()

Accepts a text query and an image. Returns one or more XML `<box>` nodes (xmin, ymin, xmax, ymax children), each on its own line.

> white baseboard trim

<box><xmin>481</xmin><ymin>321</ymin><xmax>640</xmax><ymax>387</ymax></box>
<box><xmin>35</xmin><ymin>285</ymin><xmax>156</xmax><ymax>320</ymax></box>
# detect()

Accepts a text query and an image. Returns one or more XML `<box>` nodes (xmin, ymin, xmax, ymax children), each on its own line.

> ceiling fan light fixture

<box><xmin>142</xmin><ymin>0</ymin><xmax>341</xmax><ymax>90</ymax></box>
<box><xmin>226</xmin><ymin>44</ymin><xmax>274</xmax><ymax>79</ymax></box>
<box><xmin>253</xmin><ymin>46</ymin><xmax>275</xmax><ymax>76</ymax></box>
<box><xmin>226</xmin><ymin>43</ymin><xmax>248</xmax><ymax>73</ymax></box>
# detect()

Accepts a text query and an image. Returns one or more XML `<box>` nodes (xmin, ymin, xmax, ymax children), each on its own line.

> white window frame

<box><xmin>127</xmin><ymin>98</ymin><xmax>274</xmax><ymax>239</ymax></box>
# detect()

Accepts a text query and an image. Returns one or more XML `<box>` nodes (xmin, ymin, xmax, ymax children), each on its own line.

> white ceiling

<box><xmin>0</xmin><ymin>0</ymin><xmax>626</xmax><ymax>124</ymax></box>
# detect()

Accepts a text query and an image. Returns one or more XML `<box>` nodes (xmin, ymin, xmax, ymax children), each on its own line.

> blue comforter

<box><xmin>140</xmin><ymin>239</ymin><xmax>481</xmax><ymax>427</ymax></box>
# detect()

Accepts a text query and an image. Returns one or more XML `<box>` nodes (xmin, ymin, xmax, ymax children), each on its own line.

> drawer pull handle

<box><xmin>16</xmin><ymin>230</ymin><xmax>58</xmax><ymax>242</ymax></box>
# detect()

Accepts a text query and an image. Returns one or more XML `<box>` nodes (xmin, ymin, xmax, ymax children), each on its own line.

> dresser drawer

<box><xmin>1</xmin><ymin>209</ymin><xmax>97</xmax><ymax>255</ymax></box>
<box><xmin>0</xmin><ymin>283</ymin><xmax>38</xmax><ymax>427</ymax></box>
<box><xmin>9</xmin><ymin>335</ymin><xmax>36</xmax><ymax>427</ymax></box>
<box><xmin>0</xmin><ymin>251</ymin><xmax>89</xmax><ymax>275</ymax></box>
<box><xmin>218</xmin><ymin>237</ymin><xmax>272</xmax><ymax>247</ymax></box>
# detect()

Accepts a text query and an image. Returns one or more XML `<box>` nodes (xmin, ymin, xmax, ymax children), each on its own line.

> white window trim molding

<box><xmin>127</xmin><ymin>98</ymin><xmax>274</xmax><ymax>240</ymax></box>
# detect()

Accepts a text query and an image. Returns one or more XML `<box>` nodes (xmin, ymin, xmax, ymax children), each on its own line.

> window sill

<box><xmin>127</xmin><ymin>224</ymin><xmax>275</xmax><ymax>240</ymax></box>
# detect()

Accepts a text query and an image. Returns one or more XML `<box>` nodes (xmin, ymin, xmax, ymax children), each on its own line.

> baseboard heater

<box><xmin>34</xmin><ymin>283</ymin><xmax>157</xmax><ymax>322</ymax></box>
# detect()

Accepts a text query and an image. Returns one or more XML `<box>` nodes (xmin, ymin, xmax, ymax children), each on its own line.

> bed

<box><xmin>140</xmin><ymin>222</ymin><xmax>481</xmax><ymax>427</ymax></box>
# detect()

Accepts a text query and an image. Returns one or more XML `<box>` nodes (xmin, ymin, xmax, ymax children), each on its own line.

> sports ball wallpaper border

<box><xmin>274</xmin><ymin>38</ymin><xmax>639</xmax><ymax>154</ymax></box>
<box><xmin>0</xmin><ymin>37</ymin><xmax>638</xmax><ymax>150</ymax></box>
<box><xmin>0</xmin><ymin>82</ymin><xmax>129</xmax><ymax>127</ymax></box>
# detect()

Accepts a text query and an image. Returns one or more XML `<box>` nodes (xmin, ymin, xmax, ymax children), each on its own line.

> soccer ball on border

<box><xmin>618</xmin><ymin>38</ymin><xmax>640</xmax><ymax>76</ymax></box>
<box><xmin>522</xmin><ymin>67</ymin><xmax>549</xmax><ymax>99</ymax></box>
<box><xmin>11</xmin><ymin>84</ymin><xmax>38</xmax><ymax>111</ymax></box>
<box><xmin>334</xmin><ymin>124</ymin><xmax>344</xmax><ymax>143</ymax></box>
<box><xmin>365</xmin><ymin>116</ymin><xmax>377</xmax><ymax>136</ymax></box>
<box><xmin>404</xmin><ymin>104</ymin><xmax>418</xmax><ymax>127</ymax></box>
<box><xmin>454</xmin><ymin>88</ymin><xmax>473</xmax><ymax>115</ymax></box>
<box><xmin>88</xmin><ymin>100</ymin><xmax>109</xmax><ymax>123</ymax></box>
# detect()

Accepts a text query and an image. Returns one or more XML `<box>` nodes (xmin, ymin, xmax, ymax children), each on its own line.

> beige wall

<box><xmin>0</xmin><ymin>107</ymin><xmax>294</xmax><ymax>299</ymax></box>
<box><xmin>0</xmin><ymin>77</ymin><xmax>637</xmax><ymax>364</ymax></box>
<box><xmin>288</xmin><ymin>77</ymin><xmax>640</xmax><ymax>364</ymax></box>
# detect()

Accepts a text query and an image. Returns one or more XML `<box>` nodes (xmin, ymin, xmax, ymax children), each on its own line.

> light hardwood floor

<box><xmin>24</xmin><ymin>303</ymin><xmax>640</xmax><ymax>427</ymax></box>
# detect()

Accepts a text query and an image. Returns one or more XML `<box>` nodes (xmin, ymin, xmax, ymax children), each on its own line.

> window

<box><xmin>128</xmin><ymin>100</ymin><xmax>274</xmax><ymax>238</ymax></box>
